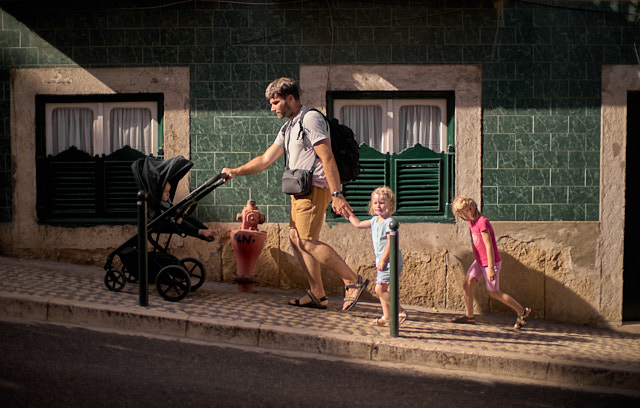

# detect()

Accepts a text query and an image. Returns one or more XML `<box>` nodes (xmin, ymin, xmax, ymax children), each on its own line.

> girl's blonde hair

<box><xmin>451</xmin><ymin>194</ymin><xmax>478</xmax><ymax>218</ymax></box>
<box><xmin>369</xmin><ymin>186</ymin><xmax>396</xmax><ymax>216</ymax></box>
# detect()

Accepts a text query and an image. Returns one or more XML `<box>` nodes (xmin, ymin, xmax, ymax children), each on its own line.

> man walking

<box><xmin>221</xmin><ymin>77</ymin><xmax>368</xmax><ymax>311</ymax></box>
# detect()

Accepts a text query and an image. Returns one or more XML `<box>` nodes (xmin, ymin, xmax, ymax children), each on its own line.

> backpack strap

<box><xmin>297</xmin><ymin>108</ymin><xmax>326</xmax><ymax>141</ymax></box>
<box><xmin>298</xmin><ymin>108</ymin><xmax>324</xmax><ymax>169</ymax></box>
<box><xmin>280</xmin><ymin>121</ymin><xmax>292</xmax><ymax>170</ymax></box>
<box><xmin>283</xmin><ymin>110</ymin><xmax>318</xmax><ymax>173</ymax></box>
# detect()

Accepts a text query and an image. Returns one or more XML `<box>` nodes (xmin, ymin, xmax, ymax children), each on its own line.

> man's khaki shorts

<box><xmin>289</xmin><ymin>187</ymin><xmax>331</xmax><ymax>241</ymax></box>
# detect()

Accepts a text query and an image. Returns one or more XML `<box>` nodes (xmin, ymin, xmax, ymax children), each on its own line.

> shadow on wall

<box><xmin>219</xmin><ymin>228</ymin><xmax>602</xmax><ymax>326</ymax></box>
<box><xmin>444</xmin><ymin>248</ymin><xmax>602</xmax><ymax>327</ymax></box>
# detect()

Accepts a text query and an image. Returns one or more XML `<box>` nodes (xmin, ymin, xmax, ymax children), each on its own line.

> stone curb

<box><xmin>1</xmin><ymin>293</ymin><xmax>639</xmax><ymax>393</ymax></box>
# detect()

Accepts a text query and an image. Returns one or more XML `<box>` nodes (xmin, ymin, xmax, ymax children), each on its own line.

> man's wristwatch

<box><xmin>331</xmin><ymin>191</ymin><xmax>343</xmax><ymax>198</ymax></box>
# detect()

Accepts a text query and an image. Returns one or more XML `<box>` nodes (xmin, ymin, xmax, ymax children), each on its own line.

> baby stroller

<box><xmin>103</xmin><ymin>155</ymin><xmax>225</xmax><ymax>302</ymax></box>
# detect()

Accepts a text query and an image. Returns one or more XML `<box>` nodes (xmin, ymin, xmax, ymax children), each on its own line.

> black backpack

<box><xmin>299</xmin><ymin>108</ymin><xmax>361</xmax><ymax>184</ymax></box>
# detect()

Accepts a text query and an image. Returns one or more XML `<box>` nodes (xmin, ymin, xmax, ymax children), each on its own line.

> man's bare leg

<box><xmin>291</xmin><ymin>230</ymin><xmax>365</xmax><ymax>310</ymax></box>
<box><xmin>289</xmin><ymin>230</ymin><xmax>328</xmax><ymax>307</ymax></box>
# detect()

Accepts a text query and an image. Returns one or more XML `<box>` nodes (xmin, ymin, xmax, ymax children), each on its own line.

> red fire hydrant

<box><xmin>237</xmin><ymin>200</ymin><xmax>266</xmax><ymax>230</ymax></box>
<box><xmin>230</xmin><ymin>200</ymin><xmax>267</xmax><ymax>292</ymax></box>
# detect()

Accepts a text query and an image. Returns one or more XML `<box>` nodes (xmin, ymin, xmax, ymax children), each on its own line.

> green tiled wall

<box><xmin>1</xmin><ymin>0</ymin><xmax>636</xmax><ymax>223</ymax></box>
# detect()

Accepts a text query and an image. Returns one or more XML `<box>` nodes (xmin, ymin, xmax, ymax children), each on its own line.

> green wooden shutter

<box><xmin>103</xmin><ymin>147</ymin><xmax>147</xmax><ymax>216</ymax></box>
<box><xmin>39</xmin><ymin>147</ymin><xmax>97</xmax><ymax>218</ymax></box>
<box><xmin>104</xmin><ymin>161</ymin><xmax>138</xmax><ymax>215</ymax></box>
<box><xmin>393</xmin><ymin>144</ymin><xmax>445</xmax><ymax>215</ymax></box>
<box><xmin>48</xmin><ymin>160</ymin><xmax>97</xmax><ymax>215</ymax></box>
<box><xmin>336</xmin><ymin>143</ymin><xmax>453</xmax><ymax>221</ymax></box>
<box><xmin>336</xmin><ymin>145</ymin><xmax>389</xmax><ymax>218</ymax></box>
<box><xmin>37</xmin><ymin>146</ymin><xmax>146</xmax><ymax>224</ymax></box>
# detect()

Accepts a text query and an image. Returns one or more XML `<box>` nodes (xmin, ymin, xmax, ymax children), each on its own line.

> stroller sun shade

<box><xmin>132</xmin><ymin>155</ymin><xmax>193</xmax><ymax>219</ymax></box>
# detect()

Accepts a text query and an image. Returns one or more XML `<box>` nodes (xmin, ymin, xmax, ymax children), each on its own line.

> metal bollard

<box><xmin>389</xmin><ymin>219</ymin><xmax>399</xmax><ymax>337</ymax></box>
<box><xmin>137</xmin><ymin>190</ymin><xmax>149</xmax><ymax>307</ymax></box>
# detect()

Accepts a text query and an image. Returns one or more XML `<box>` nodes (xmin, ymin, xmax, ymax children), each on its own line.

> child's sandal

<box><xmin>398</xmin><ymin>310</ymin><xmax>408</xmax><ymax>325</ymax></box>
<box><xmin>451</xmin><ymin>314</ymin><xmax>475</xmax><ymax>324</ymax></box>
<box><xmin>513</xmin><ymin>307</ymin><xmax>532</xmax><ymax>330</ymax></box>
<box><xmin>371</xmin><ymin>316</ymin><xmax>388</xmax><ymax>326</ymax></box>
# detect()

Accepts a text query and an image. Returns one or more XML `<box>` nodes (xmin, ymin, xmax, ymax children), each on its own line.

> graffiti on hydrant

<box><xmin>233</xmin><ymin>232</ymin><xmax>258</xmax><ymax>245</ymax></box>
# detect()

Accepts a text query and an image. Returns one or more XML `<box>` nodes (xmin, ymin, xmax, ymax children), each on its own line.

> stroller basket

<box><xmin>103</xmin><ymin>155</ymin><xmax>226</xmax><ymax>302</ymax></box>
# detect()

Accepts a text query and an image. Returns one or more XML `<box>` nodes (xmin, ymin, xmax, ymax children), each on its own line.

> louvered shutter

<box><xmin>48</xmin><ymin>160</ymin><xmax>97</xmax><ymax>215</ymax></box>
<box><xmin>37</xmin><ymin>146</ymin><xmax>145</xmax><ymax>223</ymax></box>
<box><xmin>104</xmin><ymin>161</ymin><xmax>138</xmax><ymax>215</ymax></box>
<box><xmin>103</xmin><ymin>147</ymin><xmax>146</xmax><ymax>216</ymax></box>
<box><xmin>393</xmin><ymin>144</ymin><xmax>445</xmax><ymax>215</ymax></box>
<box><xmin>335</xmin><ymin>144</ymin><xmax>453</xmax><ymax>220</ymax></box>
<box><xmin>340</xmin><ymin>145</ymin><xmax>388</xmax><ymax>217</ymax></box>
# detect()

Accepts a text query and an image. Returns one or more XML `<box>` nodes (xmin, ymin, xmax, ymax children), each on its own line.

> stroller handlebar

<box><xmin>146</xmin><ymin>173</ymin><xmax>226</xmax><ymax>232</ymax></box>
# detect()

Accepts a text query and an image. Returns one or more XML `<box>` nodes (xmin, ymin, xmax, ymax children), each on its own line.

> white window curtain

<box><xmin>398</xmin><ymin>105</ymin><xmax>442</xmax><ymax>152</ymax></box>
<box><xmin>110</xmin><ymin>107</ymin><xmax>152</xmax><ymax>154</ymax></box>
<box><xmin>51</xmin><ymin>108</ymin><xmax>94</xmax><ymax>155</ymax></box>
<box><xmin>339</xmin><ymin>105</ymin><xmax>383</xmax><ymax>151</ymax></box>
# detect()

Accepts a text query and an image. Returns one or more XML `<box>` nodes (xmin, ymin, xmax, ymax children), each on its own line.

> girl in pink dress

<box><xmin>451</xmin><ymin>195</ymin><xmax>532</xmax><ymax>330</ymax></box>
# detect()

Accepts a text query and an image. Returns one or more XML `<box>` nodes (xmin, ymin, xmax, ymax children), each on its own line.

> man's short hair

<box><xmin>265</xmin><ymin>77</ymin><xmax>300</xmax><ymax>100</ymax></box>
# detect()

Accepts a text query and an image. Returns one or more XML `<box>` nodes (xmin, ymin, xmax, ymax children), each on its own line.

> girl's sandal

<box><xmin>514</xmin><ymin>307</ymin><xmax>532</xmax><ymax>330</ymax></box>
<box><xmin>371</xmin><ymin>316</ymin><xmax>388</xmax><ymax>326</ymax></box>
<box><xmin>398</xmin><ymin>310</ymin><xmax>408</xmax><ymax>325</ymax></box>
<box><xmin>451</xmin><ymin>314</ymin><xmax>475</xmax><ymax>324</ymax></box>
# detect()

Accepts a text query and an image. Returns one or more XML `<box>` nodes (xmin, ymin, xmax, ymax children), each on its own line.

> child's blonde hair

<box><xmin>451</xmin><ymin>194</ymin><xmax>478</xmax><ymax>218</ymax></box>
<box><xmin>369</xmin><ymin>186</ymin><xmax>396</xmax><ymax>216</ymax></box>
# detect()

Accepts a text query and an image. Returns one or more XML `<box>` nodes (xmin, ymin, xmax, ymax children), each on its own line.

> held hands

<box><xmin>331</xmin><ymin>195</ymin><xmax>353</xmax><ymax>219</ymax></box>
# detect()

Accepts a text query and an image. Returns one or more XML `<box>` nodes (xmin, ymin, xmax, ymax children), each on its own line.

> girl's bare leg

<box><xmin>376</xmin><ymin>284</ymin><xmax>390</xmax><ymax>319</ymax></box>
<box><xmin>489</xmin><ymin>290</ymin><xmax>524</xmax><ymax>315</ymax></box>
<box><xmin>462</xmin><ymin>275</ymin><xmax>476</xmax><ymax>317</ymax></box>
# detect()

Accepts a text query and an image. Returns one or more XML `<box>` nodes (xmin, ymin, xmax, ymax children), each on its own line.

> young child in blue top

<box><xmin>348</xmin><ymin>187</ymin><xmax>407</xmax><ymax>326</ymax></box>
<box><xmin>451</xmin><ymin>194</ymin><xmax>531</xmax><ymax>330</ymax></box>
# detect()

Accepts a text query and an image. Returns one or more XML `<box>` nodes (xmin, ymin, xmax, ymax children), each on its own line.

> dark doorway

<box><xmin>624</xmin><ymin>92</ymin><xmax>640</xmax><ymax>320</ymax></box>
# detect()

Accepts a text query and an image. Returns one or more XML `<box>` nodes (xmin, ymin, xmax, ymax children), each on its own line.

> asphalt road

<box><xmin>0</xmin><ymin>319</ymin><xmax>637</xmax><ymax>408</ymax></box>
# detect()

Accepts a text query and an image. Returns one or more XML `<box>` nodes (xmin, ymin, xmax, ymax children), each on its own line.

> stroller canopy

<box><xmin>132</xmin><ymin>155</ymin><xmax>193</xmax><ymax>218</ymax></box>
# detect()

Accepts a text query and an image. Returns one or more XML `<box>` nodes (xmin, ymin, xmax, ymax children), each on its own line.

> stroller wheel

<box><xmin>122</xmin><ymin>265</ymin><xmax>138</xmax><ymax>283</ymax></box>
<box><xmin>156</xmin><ymin>265</ymin><xmax>191</xmax><ymax>302</ymax></box>
<box><xmin>104</xmin><ymin>269</ymin><xmax>126</xmax><ymax>292</ymax></box>
<box><xmin>179</xmin><ymin>257</ymin><xmax>206</xmax><ymax>291</ymax></box>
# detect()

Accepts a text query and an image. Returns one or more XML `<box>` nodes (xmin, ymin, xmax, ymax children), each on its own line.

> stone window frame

<box><xmin>9</xmin><ymin>67</ymin><xmax>189</xmax><ymax>247</ymax></box>
<box><xmin>600</xmin><ymin>65</ymin><xmax>634</xmax><ymax>322</ymax></box>
<box><xmin>299</xmin><ymin>64</ymin><xmax>482</xmax><ymax>234</ymax></box>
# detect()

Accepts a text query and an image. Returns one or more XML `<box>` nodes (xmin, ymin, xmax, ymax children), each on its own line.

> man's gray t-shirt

<box><xmin>274</xmin><ymin>107</ymin><xmax>329</xmax><ymax>189</ymax></box>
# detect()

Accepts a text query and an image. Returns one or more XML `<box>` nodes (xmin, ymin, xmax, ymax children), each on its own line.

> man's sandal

<box><xmin>342</xmin><ymin>275</ymin><xmax>369</xmax><ymax>312</ymax></box>
<box><xmin>513</xmin><ymin>307</ymin><xmax>532</xmax><ymax>330</ymax></box>
<box><xmin>451</xmin><ymin>315</ymin><xmax>475</xmax><ymax>324</ymax></box>
<box><xmin>289</xmin><ymin>290</ymin><xmax>328</xmax><ymax>309</ymax></box>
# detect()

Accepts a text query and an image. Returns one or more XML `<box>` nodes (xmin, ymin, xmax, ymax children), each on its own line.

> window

<box><xmin>334</xmin><ymin>98</ymin><xmax>448</xmax><ymax>153</ymax></box>
<box><xmin>328</xmin><ymin>91</ymin><xmax>454</xmax><ymax>222</ymax></box>
<box><xmin>45</xmin><ymin>101</ymin><xmax>159</xmax><ymax>156</ymax></box>
<box><xmin>36</xmin><ymin>94</ymin><xmax>164</xmax><ymax>225</ymax></box>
